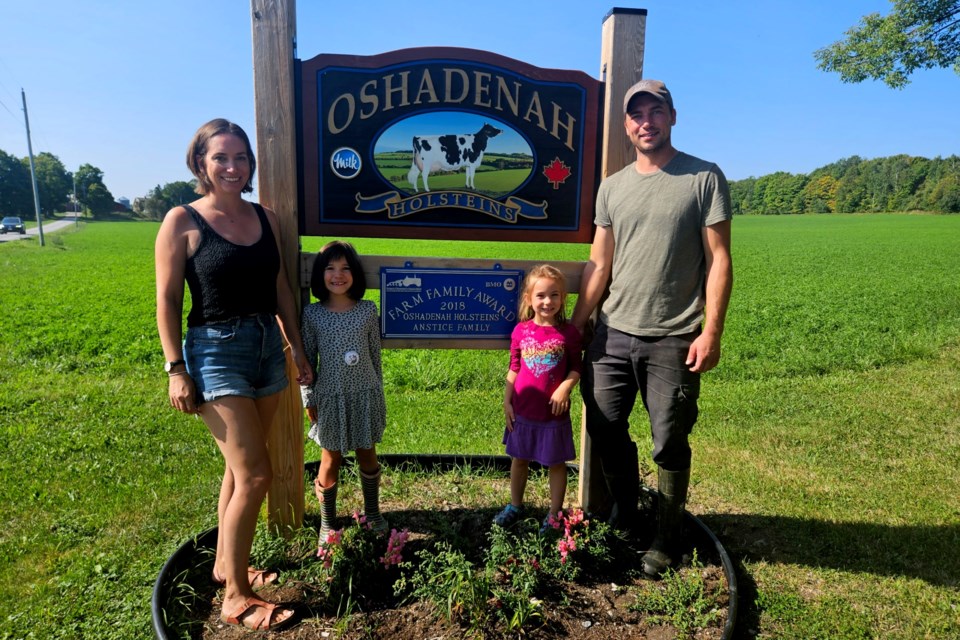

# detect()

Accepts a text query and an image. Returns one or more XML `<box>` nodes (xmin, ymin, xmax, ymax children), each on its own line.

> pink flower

<box><xmin>381</xmin><ymin>528</ymin><xmax>410</xmax><ymax>566</ymax></box>
<box><xmin>316</xmin><ymin>528</ymin><xmax>344</xmax><ymax>568</ymax></box>
<box><xmin>549</xmin><ymin>508</ymin><xmax>590</xmax><ymax>564</ymax></box>
<box><xmin>352</xmin><ymin>511</ymin><xmax>371</xmax><ymax>529</ymax></box>
<box><xmin>326</xmin><ymin>528</ymin><xmax>343</xmax><ymax>545</ymax></box>
<box><xmin>557</xmin><ymin>538</ymin><xmax>578</xmax><ymax>555</ymax></box>
<box><xmin>547</xmin><ymin>512</ymin><xmax>562</xmax><ymax>531</ymax></box>
<box><xmin>557</xmin><ymin>535</ymin><xmax>580</xmax><ymax>564</ymax></box>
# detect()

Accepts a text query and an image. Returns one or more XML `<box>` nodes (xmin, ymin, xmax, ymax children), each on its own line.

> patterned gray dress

<box><xmin>300</xmin><ymin>299</ymin><xmax>386</xmax><ymax>452</ymax></box>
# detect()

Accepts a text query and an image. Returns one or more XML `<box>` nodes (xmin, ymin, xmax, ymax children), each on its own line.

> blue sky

<box><xmin>1</xmin><ymin>1</ymin><xmax>958</xmax><ymax>202</ymax></box>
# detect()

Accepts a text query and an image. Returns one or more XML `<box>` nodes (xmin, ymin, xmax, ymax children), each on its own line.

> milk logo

<box><xmin>330</xmin><ymin>147</ymin><xmax>362</xmax><ymax>179</ymax></box>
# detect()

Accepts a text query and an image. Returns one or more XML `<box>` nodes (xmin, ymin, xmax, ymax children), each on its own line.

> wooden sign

<box><xmin>298</xmin><ymin>47</ymin><xmax>601</xmax><ymax>242</ymax></box>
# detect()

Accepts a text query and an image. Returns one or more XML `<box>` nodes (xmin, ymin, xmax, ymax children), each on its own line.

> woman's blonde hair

<box><xmin>517</xmin><ymin>264</ymin><xmax>568</xmax><ymax>324</ymax></box>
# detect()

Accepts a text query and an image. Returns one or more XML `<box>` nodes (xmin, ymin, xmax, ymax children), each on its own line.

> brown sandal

<box><xmin>212</xmin><ymin>567</ymin><xmax>279</xmax><ymax>588</ymax></box>
<box><xmin>220</xmin><ymin>597</ymin><xmax>294</xmax><ymax>631</ymax></box>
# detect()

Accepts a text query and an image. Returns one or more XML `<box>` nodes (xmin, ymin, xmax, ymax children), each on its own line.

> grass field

<box><xmin>1</xmin><ymin>214</ymin><xmax>958</xmax><ymax>639</ymax></box>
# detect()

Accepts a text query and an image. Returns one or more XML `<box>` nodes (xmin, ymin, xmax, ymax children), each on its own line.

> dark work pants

<box><xmin>582</xmin><ymin>322</ymin><xmax>700</xmax><ymax>473</ymax></box>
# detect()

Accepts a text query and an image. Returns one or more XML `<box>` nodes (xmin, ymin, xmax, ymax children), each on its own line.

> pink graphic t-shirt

<box><xmin>509</xmin><ymin>320</ymin><xmax>582</xmax><ymax>423</ymax></box>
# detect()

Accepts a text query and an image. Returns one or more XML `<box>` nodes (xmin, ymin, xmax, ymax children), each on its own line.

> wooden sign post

<box><xmin>251</xmin><ymin>0</ymin><xmax>305</xmax><ymax>532</ymax></box>
<box><xmin>579</xmin><ymin>6</ymin><xmax>647</xmax><ymax>515</ymax></box>
<box><xmin>599</xmin><ymin>8</ymin><xmax>648</xmax><ymax>180</ymax></box>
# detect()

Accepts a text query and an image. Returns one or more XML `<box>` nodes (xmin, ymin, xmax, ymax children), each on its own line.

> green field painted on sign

<box><xmin>376</xmin><ymin>166</ymin><xmax>533</xmax><ymax>197</ymax></box>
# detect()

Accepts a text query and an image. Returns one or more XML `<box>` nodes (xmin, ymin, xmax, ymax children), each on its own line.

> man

<box><xmin>571</xmin><ymin>79</ymin><xmax>733</xmax><ymax>577</ymax></box>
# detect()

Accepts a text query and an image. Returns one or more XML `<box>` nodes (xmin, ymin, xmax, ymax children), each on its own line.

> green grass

<box><xmin>1</xmin><ymin>214</ymin><xmax>959</xmax><ymax>638</ymax></box>
<box><xmin>375</xmin><ymin>158</ymin><xmax>532</xmax><ymax>195</ymax></box>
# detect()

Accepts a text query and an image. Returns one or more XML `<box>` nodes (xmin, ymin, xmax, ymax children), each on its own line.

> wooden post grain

<box><xmin>578</xmin><ymin>7</ymin><xmax>647</xmax><ymax>515</ymax></box>
<box><xmin>599</xmin><ymin>7</ymin><xmax>647</xmax><ymax>179</ymax></box>
<box><xmin>251</xmin><ymin>0</ymin><xmax>304</xmax><ymax>532</ymax></box>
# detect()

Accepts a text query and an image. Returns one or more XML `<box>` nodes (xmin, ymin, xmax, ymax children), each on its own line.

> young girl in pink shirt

<box><xmin>495</xmin><ymin>265</ymin><xmax>582</xmax><ymax>533</ymax></box>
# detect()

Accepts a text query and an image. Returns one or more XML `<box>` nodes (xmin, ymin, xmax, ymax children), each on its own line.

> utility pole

<box><xmin>21</xmin><ymin>89</ymin><xmax>45</xmax><ymax>247</ymax></box>
<box><xmin>73</xmin><ymin>173</ymin><xmax>79</xmax><ymax>226</ymax></box>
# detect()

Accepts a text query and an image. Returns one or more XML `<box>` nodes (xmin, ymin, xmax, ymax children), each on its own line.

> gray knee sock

<box><xmin>360</xmin><ymin>467</ymin><xmax>389</xmax><ymax>533</ymax></box>
<box><xmin>316</xmin><ymin>480</ymin><xmax>338</xmax><ymax>542</ymax></box>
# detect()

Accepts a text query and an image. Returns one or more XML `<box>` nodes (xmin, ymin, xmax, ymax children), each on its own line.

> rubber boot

<box><xmin>315</xmin><ymin>478</ymin><xmax>338</xmax><ymax>544</ymax></box>
<box><xmin>642</xmin><ymin>467</ymin><xmax>690</xmax><ymax>577</ymax></box>
<box><xmin>603</xmin><ymin>441</ymin><xmax>640</xmax><ymax>532</ymax></box>
<box><xmin>360</xmin><ymin>466</ymin><xmax>389</xmax><ymax>533</ymax></box>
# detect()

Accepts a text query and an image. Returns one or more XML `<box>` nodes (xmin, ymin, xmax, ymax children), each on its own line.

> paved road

<box><xmin>0</xmin><ymin>217</ymin><xmax>82</xmax><ymax>242</ymax></box>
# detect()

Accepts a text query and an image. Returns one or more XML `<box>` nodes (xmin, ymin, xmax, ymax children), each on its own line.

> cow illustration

<box><xmin>407</xmin><ymin>123</ymin><xmax>502</xmax><ymax>193</ymax></box>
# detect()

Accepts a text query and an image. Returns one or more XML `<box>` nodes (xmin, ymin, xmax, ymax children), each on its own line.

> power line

<box><xmin>0</xmin><ymin>95</ymin><xmax>17</xmax><ymax>119</ymax></box>
<box><xmin>0</xmin><ymin>53</ymin><xmax>23</xmax><ymax>105</ymax></box>
<box><xmin>0</xmin><ymin>54</ymin><xmax>25</xmax><ymax>130</ymax></box>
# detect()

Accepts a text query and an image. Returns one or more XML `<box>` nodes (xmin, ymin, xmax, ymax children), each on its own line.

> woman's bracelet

<box><xmin>168</xmin><ymin>370</ymin><xmax>190</xmax><ymax>378</ymax></box>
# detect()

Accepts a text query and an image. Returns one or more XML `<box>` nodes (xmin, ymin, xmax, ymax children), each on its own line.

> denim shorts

<box><xmin>184</xmin><ymin>313</ymin><xmax>289</xmax><ymax>404</ymax></box>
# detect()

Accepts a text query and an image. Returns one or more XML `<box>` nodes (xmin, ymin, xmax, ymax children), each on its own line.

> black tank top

<box><xmin>182</xmin><ymin>203</ymin><xmax>280</xmax><ymax>327</ymax></box>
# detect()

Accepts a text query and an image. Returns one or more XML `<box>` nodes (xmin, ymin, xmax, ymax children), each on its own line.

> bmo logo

<box><xmin>487</xmin><ymin>277</ymin><xmax>517</xmax><ymax>290</ymax></box>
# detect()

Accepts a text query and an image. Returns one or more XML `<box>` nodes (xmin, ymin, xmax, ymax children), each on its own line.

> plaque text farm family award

<box><xmin>381</xmin><ymin>265</ymin><xmax>523</xmax><ymax>339</ymax></box>
<box><xmin>299</xmin><ymin>47</ymin><xmax>601</xmax><ymax>242</ymax></box>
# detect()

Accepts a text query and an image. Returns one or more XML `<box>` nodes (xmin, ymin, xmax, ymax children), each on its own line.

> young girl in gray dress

<box><xmin>300</xmin><ymin>241</ymin><xmax>388</xmax><ymax>541</ymax></box>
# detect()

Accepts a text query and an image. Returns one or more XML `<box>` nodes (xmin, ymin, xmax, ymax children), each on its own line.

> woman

<box><xmin>155</xmin><ymin>119</ymin><xmax>312</xmax><ymax>631</ymax></box>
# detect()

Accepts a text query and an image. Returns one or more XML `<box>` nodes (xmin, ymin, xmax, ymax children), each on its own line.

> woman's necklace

<box><xmin>210</xmin><ymin>208</ymin><xmax>241</xmax><ymax>223</ymax></box>
<box><xmin>204</xmin><ymin>196</ymin><xmax>247</xmax><ymax>224</ymax></box>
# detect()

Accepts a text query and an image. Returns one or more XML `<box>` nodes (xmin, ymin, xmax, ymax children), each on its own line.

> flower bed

<box><xmin>153</xmin><ymin>461</ymin><xmax>736</xmax><ymax>639</ymax></box>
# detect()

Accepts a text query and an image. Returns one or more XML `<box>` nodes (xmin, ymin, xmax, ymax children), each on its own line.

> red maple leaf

<box><xmin>542</xmin><ymin>158</ymin><xmax>572</xmax><ymax>190</ymax></box>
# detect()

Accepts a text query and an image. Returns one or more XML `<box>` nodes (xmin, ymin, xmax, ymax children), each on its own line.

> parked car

<box><xmin>1</xmin><ymin>217</ymin><xmax>26</xmax><ymax>234</ymax></box>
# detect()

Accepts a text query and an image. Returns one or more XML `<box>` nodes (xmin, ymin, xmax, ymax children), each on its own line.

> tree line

<box><xmin>132</xmin><ymin>181</ymin><xmax>198</xmax><ymax>221</ymax></box>
<box><xmin>0</xmin><ymin>148</ymin><xmax>116</xmax><ymax>218</ymax></box>
<box><xmin>0</xmin><ymin>145</ymin><xmax>199</xmax><ymax>221</ymax></box>
<box><xmin>6</xmin><ymin>144</ymin><xmax>959</xmax><ymax>219</ymax></box>
<box><xmin>729</xmin><ymin>154</ymin><xmax>960</xmax><ymax>215</ymax></box>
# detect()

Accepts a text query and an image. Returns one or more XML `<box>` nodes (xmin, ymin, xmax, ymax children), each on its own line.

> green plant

<box><xmin>405</xmin><ymin>541</ymin><xmax>493</xmax><ymax>630</ymax></box>
<box><xmin>542</xmin><ymin>508</ymin><xmax>614</xmax><ymax>580</ymax></box>
<box><xmin>485</xmin><ymin>523</ymin><xmax>549</xmax><ymax>631</ymax></box>
<box><xmin>306</xmin><ymin>512</ymin><xmax>410</xmax><ymax>614</ymax></box>
<box><xmin>630</xmin><ymin>550</ymin><xmax>724</xmax><ymax>636</ymax></box>
<box><xmin>160</xmin><ymin>563</ymin><xmax>209</xmax><ymax>639</ymax></box>
<box><xmin>403</xmin><ymin>508</ymin><xmax>614</xmax><ymax>635</ymax></box>
<box><xmin>250</xmin><ymin>520</ymin><xmax>300</xmax><ymax>570</ymax></box>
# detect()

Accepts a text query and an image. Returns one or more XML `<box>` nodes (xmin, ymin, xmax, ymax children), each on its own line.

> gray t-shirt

<box><xmin>595</xmin><ymin>151</ymin><xmax>732</xmax><ymax>336</ymax></box>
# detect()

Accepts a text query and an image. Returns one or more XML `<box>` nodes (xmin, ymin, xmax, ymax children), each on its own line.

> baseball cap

<box><xmin>623</xmin><ymin>79</ymin><xmax>673</xmax><ymax>113</ymax></box>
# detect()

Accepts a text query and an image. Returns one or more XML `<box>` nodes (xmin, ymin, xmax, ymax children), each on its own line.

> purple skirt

<box><xmin>503</xmin><ymin>414</ymin><xmax>576</xmax><ymax>466</ymax></box>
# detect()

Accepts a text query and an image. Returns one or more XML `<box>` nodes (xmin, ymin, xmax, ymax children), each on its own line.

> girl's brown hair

<box><xmin>185</xmin><ymin>118</ymin><xmax>256</xmax><ymax>195</ymax></box>
<box><xmin>517</xmin><ymin>264</ymin><xmax>568</xmax><ymax>324</ymax></box>
<box><xmin>310</xmin><ymin>240</ymin><xmax>367</xmax><ymax>302</ymax></box>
